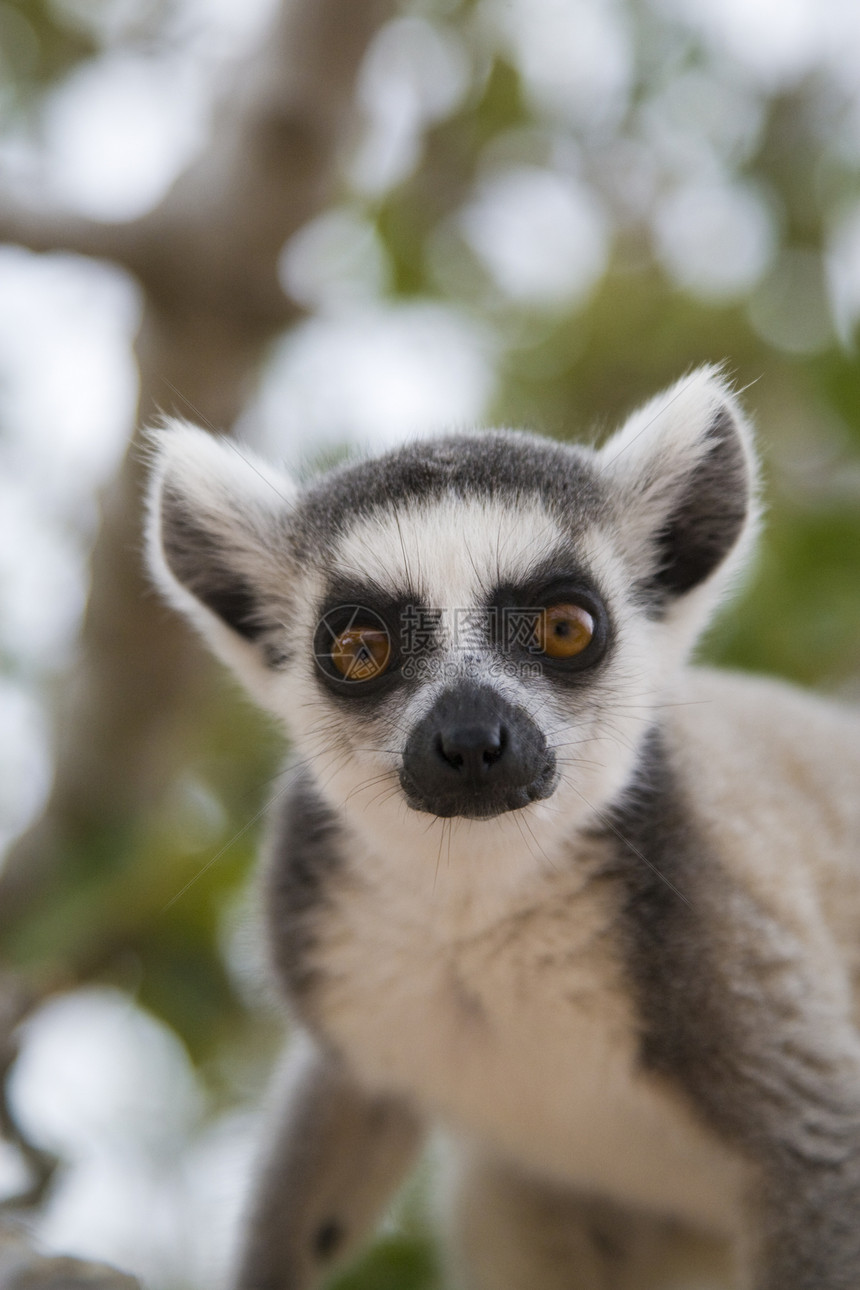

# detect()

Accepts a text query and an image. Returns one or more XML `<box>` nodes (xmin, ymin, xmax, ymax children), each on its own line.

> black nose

<box><xmin>400</xmin><ymin>684</ymin><xmax>557</xmax><ymax>819</ymax></box>
<box><xmin>436</xmin><ymin>725</ymin><xmax>505</xmax><ymax>780</ymax></box>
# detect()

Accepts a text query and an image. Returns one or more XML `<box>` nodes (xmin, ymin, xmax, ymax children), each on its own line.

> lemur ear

<box><xmin>145</xmin><ymin>421</ymin><xmax>296</xmax><ymax>663</ymax></box>
<box><xmin>597</xmin><ymin>367</ymin><xmax>758</xmax><ymax>610</ymax></box>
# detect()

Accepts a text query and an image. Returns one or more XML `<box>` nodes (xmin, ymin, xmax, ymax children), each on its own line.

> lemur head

<box><xmin>147</xmin><ymin>367</ymin><xmax>757</xmax><ymax>871</ymax></box>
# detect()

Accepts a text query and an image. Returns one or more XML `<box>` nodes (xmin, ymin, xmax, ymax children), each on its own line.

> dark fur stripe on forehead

<box><xmin>289</xmin><ymin>432</ymin><xmax>605</xmax><ymax>556</ymax></box>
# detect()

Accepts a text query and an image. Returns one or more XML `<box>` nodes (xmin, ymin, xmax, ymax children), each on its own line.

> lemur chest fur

<box><xmin>310</xmin><ymin>843</ymin><xmax>747</xmax><ymax>1234</ymax></box>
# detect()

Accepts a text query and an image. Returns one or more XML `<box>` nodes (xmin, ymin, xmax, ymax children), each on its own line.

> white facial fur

<box><xmin>275</xmin><ymin>499</ymin><xmax>673</xmax><ymax>891</ymax></box>
<box><xmin>147</xmin><ymin>366</ymin><xmax>757</xmax><ymax>899</ymax></box>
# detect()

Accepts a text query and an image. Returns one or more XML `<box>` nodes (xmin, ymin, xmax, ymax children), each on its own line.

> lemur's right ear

<box><xmin>145</xmin><ymin>421</ymin><xmax>296</xmax><ymax>669</ymax></box>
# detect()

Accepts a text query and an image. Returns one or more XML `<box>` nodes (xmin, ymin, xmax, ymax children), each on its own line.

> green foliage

<box><xmin>326</xmin><ymin>1234</ymin><xmax>440</xmax><ymax>1290</ymax></box>
<box><xmin>0</xmin><ymin>0</ymin><xmax>95</xmax><ymax>107</ymax></box>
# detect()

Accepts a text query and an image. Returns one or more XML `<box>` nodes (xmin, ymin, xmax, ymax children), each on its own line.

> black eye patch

<box><xmin>486</xmin><ymin>563</ymin><xmax>612</xmax><ymax>681</ymax></box>
<box><xmin>312</xmin><ymin>583</ymin><xmax>437</xmax><ymax>699</ymax></box>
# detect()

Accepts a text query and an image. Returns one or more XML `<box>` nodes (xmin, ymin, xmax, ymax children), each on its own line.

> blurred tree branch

<box><xmin>0</xmin><ymin>0</ymin><xmax>393</xmax><ymax>930</ymax></box>
<box><xmin>0</xmin><ymin>0</ymin><xmax>394</xmax><ymax>1225</ymax></box>
<box><xmin>0</xmin><ymin>1218</ymin><xmax>140</xmax><ymax>1289</ymax></box>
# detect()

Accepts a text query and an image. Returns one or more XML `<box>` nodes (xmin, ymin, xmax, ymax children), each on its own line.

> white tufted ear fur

<box><xmin>145</xmin><ymin>420</ymin><xmax>297</xmax><ymax>685</ymax></box>
<box><xmin>597</xmin><ymin>366</ymin><xmax>759</xmax><ymax>639</ymax></box>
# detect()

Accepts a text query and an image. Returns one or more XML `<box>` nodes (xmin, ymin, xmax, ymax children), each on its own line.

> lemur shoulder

<box><xmin>147</xmin><ymin>368</ymin><xmax>860</xmax><ymax>1290</ymax></box>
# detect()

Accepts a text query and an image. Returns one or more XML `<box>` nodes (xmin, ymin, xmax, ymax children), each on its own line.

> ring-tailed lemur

<box><xmin>147</xmin><ymin>368</ymin><xmax>860</xmax><ymax>1290</ymax></box>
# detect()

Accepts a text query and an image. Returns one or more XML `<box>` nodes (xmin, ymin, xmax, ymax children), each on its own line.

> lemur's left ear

<box><xmin>597</xmin><ymin>366</ymin><xmax>758</xmax><ymax>610</ymax></box>
<box><xmin>145</xmin><ymin>421</ymin><xmax>296</xmax><ymax>674</ymax></box>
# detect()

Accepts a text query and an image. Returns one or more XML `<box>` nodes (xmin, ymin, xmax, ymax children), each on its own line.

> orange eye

<box><xmin>330</xmin><ymin>626</ymin><xmax>391</xmax><ymax>681</ymax></box>
<box><xmin>537</xmin><ymin>604</ymin><xmax>594</xmax><ymax>660</ymax></box>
